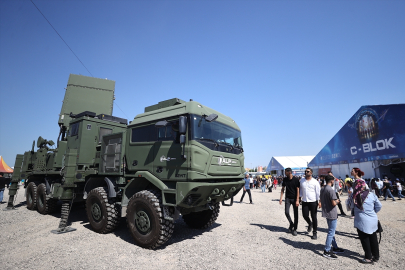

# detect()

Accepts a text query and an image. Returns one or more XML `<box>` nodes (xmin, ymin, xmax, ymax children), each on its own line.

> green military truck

<box><xmin>5</xmin><ymin>74</ymin><xmax>245</xmax><ymax>249</ymax></box>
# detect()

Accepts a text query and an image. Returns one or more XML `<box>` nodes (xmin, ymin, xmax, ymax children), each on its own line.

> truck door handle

<box><xmin>160</xmin><ymin>155</ymin><xmax>176</xmax><ymax>162</ymax></box>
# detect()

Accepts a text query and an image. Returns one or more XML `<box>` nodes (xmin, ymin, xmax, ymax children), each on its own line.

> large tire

<box><xmin>26</xmin><ymin>182</ymin><xmax>37</xmax><ymax>210</ymax></box>
<box><xmin>182</xmin><ymin>202</ymin><xmax>220</xmax><ymax>229</ymax></box>
<box><xmin>36</xmin><ymin>183</ymin><xmax>58</xmax><ymax>215</ymax></box>
<box><xmin>85</xmin><ymin>187</ymin><xmax>120</xmax><ymax>234</ymax></box>
<box><xmin>126</xmin><ymin>190</ymin><xmax>174</xmax><ymax>249</ymax></box>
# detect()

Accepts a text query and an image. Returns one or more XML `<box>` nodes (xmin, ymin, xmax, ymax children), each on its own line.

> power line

<box><xmin>114</xmin><ymin>101</ymin><xmax>130</xmax><ymax>119</ymax></box>
<box><xmin>30</xmin><ymin>0</ymin><xmax>94</xmax><ymax>77</ymax></box>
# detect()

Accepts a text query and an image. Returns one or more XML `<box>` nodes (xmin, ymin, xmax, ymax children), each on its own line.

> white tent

<box><xmin>266</xmin><ymin>156</ymin><xmax>315</xmax><ymax>175</ymax></box>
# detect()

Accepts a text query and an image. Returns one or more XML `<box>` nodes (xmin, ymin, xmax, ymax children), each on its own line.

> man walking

<box><xmin>261</xmin><ymin>177</ymin><xmax>267</xmax><ymax>193</ymax></box>
<box><xmin>0</xmin><ymin>172</ymin><xmax>7</xmax><ymax>204</ymax></box>
<box><xmin>396</xmin><ymin>179</ymin><xmax>404</xmax><ymax>199</ymax></box>
<box><xmin>321</xmin><ymin>175</ymin><xmax>345</xmax><ymax>259</ymax></box>
<box><xmin>300</xmin><ymin>168</ymin><xmax>321</xmax><ymax>240</ymax></box>
<box><xmin>279</xmin><ymin>168</ymin><xmax>300</xmax><ymax>236</ymax></box>
<box><xmin>240</xmin><ymin>173</ymin><xmax>253</xmax><ymax>204</ymax></box>
<box><xmin>328</xmin><ymin>171</ymin><xmax>346</xmax><ymax>216</ymax></box>
<box><xmin>382</xmin><ymin>179</ymin><xmax>396</xmax><ymax>201</ymax></box>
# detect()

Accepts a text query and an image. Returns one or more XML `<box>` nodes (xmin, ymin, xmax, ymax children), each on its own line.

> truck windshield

<box><xmin>190</xmin><ymin>114</ymin><xmax>243</xmax><ymax>154</ymax></box>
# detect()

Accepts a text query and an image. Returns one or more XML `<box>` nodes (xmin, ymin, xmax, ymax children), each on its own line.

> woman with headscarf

<box><xmin>350</xmin><ymin>168</ymin><xmax>382</xmax><ymax>264</ymax></box>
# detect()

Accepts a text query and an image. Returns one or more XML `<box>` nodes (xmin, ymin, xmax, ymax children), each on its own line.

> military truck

<box><xmin>5</xmin><ymin>74</ymin><xmax>245</xmax><ymax>249</ymax></box>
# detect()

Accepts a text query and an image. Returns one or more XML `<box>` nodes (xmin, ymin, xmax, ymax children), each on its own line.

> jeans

<box><xmin>0</xmin><ymin>188</ymin><xmax>4</xmax><ymax>202</ymax></box>
<box><xmin>384</xmin><ymin>189</ymin><xmax>395</xmax><ymax>200</ymax></box>
<box><xmin>285</xmin><ymin>198</ymin><xmax>299</xmax><ymax>230</ymax></box>
<box><xmin>325</xmin><ymin>219</ymin><xmax>338</xmax><ymax>252</ymax></box>
<box><xmin>302</xmin><ymin>201</ymin><xmax>318</xmax><ymax>233</ymax></box>
<box><xmin>240</xmin><ymin>189</ymin><xmax>252</xmax><ymax>203</ymax></box>
<box><xmin>398</xmin><ymin>190</ymin><xmax>404</xmax><ymax>199</ymax></box>
<box><xmin>261</xmin><ymin>184</ymin><xmax>266</xmax><ymax>192</ymax></box>
<box><xmin>357</xmin><ymin>229</ymin><xmax>379</xmax><ymax>260</ymax></box>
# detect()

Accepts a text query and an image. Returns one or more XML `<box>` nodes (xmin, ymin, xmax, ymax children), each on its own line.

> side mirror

<box><xmin>179</xmin><ymin>116</ymin><xmax>187</xmax><ymax>134</ymax></box>
<box><xmin>205</xmin><ymin>114</ymin><xmax>218</xmax><ymax>122</ymax></box>
<box><xmin>155</xmin><ymin>120</ymin><xmax>168</xmax><ymax>127</ymax></box>
<box><xmin>180</xmin><ymin>134</ymin><xmax>186</xmax><ymax>144</ymax></box>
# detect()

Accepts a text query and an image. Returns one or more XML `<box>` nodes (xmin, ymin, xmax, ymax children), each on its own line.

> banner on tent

<box><xmin>309</xmin><ymin>104</ymin><xmax>405</xmax><ymax>167</ymax></box>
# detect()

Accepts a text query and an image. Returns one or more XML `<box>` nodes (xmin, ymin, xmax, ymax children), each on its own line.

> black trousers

<box><xmin>240</xmin><ymin>189</ymin><xmax>252</xmax><ymax>203</ymax></box>
<box><xmin>335</xmin><ymin>192</ymin><xmax>346</xmax><ymax>215</ymax></box>
<box><xmin>285</xmin><ymin>198</ymin><xmax>299</xmax><ymax>230</ymax></box>
<box><xmin>357</xmin><ymin>229</ymin><xmax>379</xmax><ymax>260</ymax></box>
<box><xmin>302</xmin><ymin>201</ymin><xmax>318</xmax><ymax>233</ymax></box>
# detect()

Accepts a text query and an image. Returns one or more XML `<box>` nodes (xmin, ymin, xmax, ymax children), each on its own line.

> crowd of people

<box><xmin>240</xmin><ymin>168</ymin><xmax>404</xmax><ymax>263</ymax></box>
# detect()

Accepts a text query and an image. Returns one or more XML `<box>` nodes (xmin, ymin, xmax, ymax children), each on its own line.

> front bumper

<box><xmin>176</xmin><ymin>180</ymin><xmax>244</xmax><ymax>208</ymax></box>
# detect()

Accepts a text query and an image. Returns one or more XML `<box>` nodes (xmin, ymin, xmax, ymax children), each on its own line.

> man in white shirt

<box><xmin>396</xmin><ymin>179</ymin><xmax>404</xmax><ymax>199</ymax></box>
<box><xmin>300</xmin><ymin>168</ymin><xmax>321</xmax><ymax>240</ymax></box>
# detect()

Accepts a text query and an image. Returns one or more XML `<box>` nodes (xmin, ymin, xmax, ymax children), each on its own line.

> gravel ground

<box><xmin>1</xmin><ymin>185</ymin><xmax>404</xmax><ymax>270</ymax></box>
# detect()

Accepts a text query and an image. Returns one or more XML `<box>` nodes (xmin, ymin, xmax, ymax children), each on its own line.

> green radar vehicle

<box><xmin>5</xmin><ymin>74</ymin><xmax>245</xmax><ymax>249</ymax></box>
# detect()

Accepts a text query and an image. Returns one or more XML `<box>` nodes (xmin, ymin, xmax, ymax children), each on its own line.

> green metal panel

<box><xmin>59</xmin><ymin>74</ymin><xmax>115</xmax><ymax>128</ymax></box>
<box><xmin>12</xmin><ymin>154</ymin><xmax>24</xmax><ymax>181</ymax></box>
<box><xmin>144</xmin><ymin>98</ymin><xmax>186</xmax><ymax>113</ymax></box>
<box><xmin>130</xmin><ymin>100</ymin><xmax>241</xmax><ymax>132</ymax></box>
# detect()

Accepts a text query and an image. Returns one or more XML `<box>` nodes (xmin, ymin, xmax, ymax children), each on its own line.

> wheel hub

<box><xmin>91</xmin><ymin>203</ymin><xmax>102</xmax><ymax>221</ymax></box>
<box><xmin>135</xmin><ymin>211</ymin><xmax>150</xmax><ymax>233</ymax></box>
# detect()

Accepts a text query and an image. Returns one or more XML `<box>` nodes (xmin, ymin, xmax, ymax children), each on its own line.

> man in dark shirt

<box><xmin>383</xmin><ymin>179</ymin><xmax>396</xmax><ymax>201</ymax></box>
<box><xmin>279</xmin><ymin>168</ymin><xmax>300</xmax><ymax>236</ymax></box>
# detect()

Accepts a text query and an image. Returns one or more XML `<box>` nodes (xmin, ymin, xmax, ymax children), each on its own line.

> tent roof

<box><xmin>0</xmin><ymin>156</ymin><xmax>13</xmax><ymax>173</ymax></box>
<box><xmin>267</xmin><ymin>156</ymin><xmax>315</xmax><ymax>171</ymax></box>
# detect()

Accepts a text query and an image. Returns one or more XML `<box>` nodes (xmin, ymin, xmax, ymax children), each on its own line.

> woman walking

<box><xmin>350</xmin><ymin>168</ymin><xmax>382</xmax><ymax>264</ymax></box>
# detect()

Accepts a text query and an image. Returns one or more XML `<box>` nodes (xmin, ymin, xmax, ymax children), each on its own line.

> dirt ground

<box><xmin>1</xmin><ymin>185</ymin><xmax>404</xmax><ymax>270</ymax></box>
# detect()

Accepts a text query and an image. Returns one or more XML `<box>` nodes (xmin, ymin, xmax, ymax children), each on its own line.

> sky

<box><xmin>0</xmin><ymin>0</ymin><xmax>404</xmax><ymax>169</ymax></box>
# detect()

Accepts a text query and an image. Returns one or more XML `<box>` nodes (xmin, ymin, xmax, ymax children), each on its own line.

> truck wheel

<box><xmin>36</xmin><ymin>183</ymin><xmax>58</xmax><ymax>215</ymax></box>
<box><xmin>26</xmin><ymin>182</ymin><xmax>37</xmax><ymax>210</ymax></box>
<box><xmin>85</xmin><ymin>187</ymin><xmax>120</xmax><ymax>234</ymax></box>
<box><xmin>182</xmin><ymin>202</ymin><xmax>220</xmax><ymax>229</ymax></box>
<box><xmin>126</xmin><ymin>190</ymin><xmax>174</xmax><ymax>249</ymax></box>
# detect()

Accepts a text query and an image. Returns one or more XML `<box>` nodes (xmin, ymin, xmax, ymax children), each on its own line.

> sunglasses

<box><xmin>305</xmin><ymin>170</ymin><xmax>311</xmax><ymax>173</ymax></box>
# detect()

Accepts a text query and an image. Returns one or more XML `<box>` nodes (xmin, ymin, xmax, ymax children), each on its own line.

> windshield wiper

<box><xmin>218</xmin><ymin>141</ymin><xmax>234</xmax><ymax>150</ymax></box>
<box><xmin>234</xmin><ymin>145</ymin><xmax>244</xmax><ymax>151</ymax></box>
<box><xmin>197</xmin><ymin>138</ymin><xmax>218</xmax><ymax>147</ymax></box>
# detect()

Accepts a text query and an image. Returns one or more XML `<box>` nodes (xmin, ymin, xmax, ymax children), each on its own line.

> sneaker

<box><xmin>311</xmin><ymin>232</ymin><xmax>317</xmax><ymax>240</ymax></box>
<box><xmin>323</xmin><ymin>250</ymin><xmax>337</xmax><ymax>260</ymax></box>
<box><xmin>307</xmin><ymin>224</ymin><xmax>313</xmax><ymax>233</ymax></box>
<box><xmin>292</xmin><ymin>230</ymin><xmax>298</xmax><ymax>236</ymax></box>
<box><xmin>332</xmin><ymin>247</ymin><xmax>345</xmax><ymax>254</ymax></box>
<box><xmin>360</xmin><ymin>258</ymin><xmax>374</xmax><ymax>264</ymax></box>
<box><xmin>398</xmin><ymin>198</ymin><xmax>402</xmax><ymax>200</ymax></box>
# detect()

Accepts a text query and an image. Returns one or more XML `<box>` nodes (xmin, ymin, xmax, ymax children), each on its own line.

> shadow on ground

<box><xmin>38</xmin><ymin>202</ymin><xmax>223</xmax><ymax>249</ymax></box>
<box><xmin>279</xmin><ymin>237</ymin><xmax>361</xmax><ymax>260</ymax></box>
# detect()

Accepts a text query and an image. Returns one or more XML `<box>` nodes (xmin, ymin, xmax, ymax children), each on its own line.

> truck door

<box><xmin>153</xmin><ymin>120</ymin><xmax>187</xmax><ymax>180</ymax></box>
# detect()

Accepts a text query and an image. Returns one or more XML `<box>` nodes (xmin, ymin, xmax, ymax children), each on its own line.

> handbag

<box><xmin>377</xmin><ymin>220</ymin><xmax>383</xmax><ymax>243</ymax></box>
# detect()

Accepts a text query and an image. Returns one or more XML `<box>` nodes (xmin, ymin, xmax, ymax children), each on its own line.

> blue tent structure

<box><xmin>308</xmin><ymin>104</ymin><xmax>405</xmax><ymax>179</ymax></box>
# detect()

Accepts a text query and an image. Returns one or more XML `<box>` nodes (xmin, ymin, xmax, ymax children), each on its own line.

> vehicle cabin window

<box><xmin>158</xmin><ymin>121</ymin><xmax>179</xmax><ymax>142</ymax></box>
<box><xmin>131</xmin><ymin>125</ymin><xmax>157</xmax><ymax>142</ymax></box>
<box><xmin>69</xmin><ymin>123</ymin><xmax>80</xmax><ymax>137</ymax></box>
<box><xmin>99</xmin><ymin>127</ymin><xmax>113</xmax><ymax>143</ymax></box>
